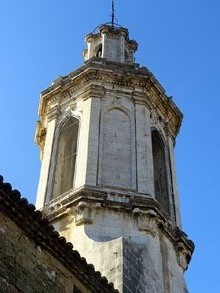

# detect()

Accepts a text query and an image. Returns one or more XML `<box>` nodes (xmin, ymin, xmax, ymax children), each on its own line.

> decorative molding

<box><xmin>132</xmin><ymin>208</ymin><xmax>161</xmax><ymax>237</ymax></box>
<box><xmin>43</xmin><ymin>187</ymin><xmax>194</xmax><ymax>269</ymax></box>
<box><xmin>47</xmin><ymin>106</ymin><xmax>61</xmax><ymax>122</ymax></box>
<box><xmin>105</xmin><ymin>192</ymin><xmax>130</xmax><ymax>204</ymax></box>
<box><xmin>37</xmin><ymin>60</ymin><xmax>182</xmax><ymax>139</ymax></box>
<box><xmin>176</xmin><ymin>241</ymin><xmax>192</xmax><ymax>271</ymax></box>
<box><xmin>35</xmin><ymin>121</ymin><xmax>46</xmax><ymax>147</ymax></box>
<box><xmin>70</xmin><ymin>201</ymin><xmax>101</xmax><ymax>226</ymax></box>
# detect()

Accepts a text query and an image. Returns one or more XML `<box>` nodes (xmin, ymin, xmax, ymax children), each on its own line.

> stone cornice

<box><xmin>43</xmin><ymin>187</ymin><xmax>194</xmax><ymax>271</ymax></box>
<box><xmin>37</xmin><ymin>59</ymin><xmax>182</xmax><ymax>140</ymax></box>
<box><xmin>47</xmin><ymin>105</ymin><xmax>61</xmax><ymax>122</ymax></box>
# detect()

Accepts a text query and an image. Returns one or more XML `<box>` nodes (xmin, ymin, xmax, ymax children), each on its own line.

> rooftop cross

<box><xmin>111</xmin><ymin>0</ymin><xmax>115</xmax><ymax>26</ymax></box>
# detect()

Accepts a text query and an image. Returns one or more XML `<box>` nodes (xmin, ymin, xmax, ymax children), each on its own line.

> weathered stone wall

<box><xmin>52</xmin><ymin>204</ymin><xmax>190</xmax><ymax>293</ymax></box>
<box><xmin>35</xmin><ymin>54</ymin><xmax>192</xmax><ymax>293</ymax></box>
<box><xmin>0</xmin><ymin>213</ymin><xmax>89</xmax><ymax>293</ymax></box>
<box><xmin>122</xmin><ymin>236</ymin><xmax>188</xmax><ymax>293</ymax></box>
<box><xmin>102</xmin><ymin>108</ymin><xmax>132</xmax><ymax>188</ymax></box>
<box><xmin>36</xmin><ymin>61</ymin><xmax>183</xmax><ymax>228</ymax></box>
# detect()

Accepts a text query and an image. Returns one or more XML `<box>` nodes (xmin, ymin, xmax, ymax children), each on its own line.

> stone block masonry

<box><xmin>0</xmin><ymin>213</ymin><xmax>77</xmax><ymax>293</ymax></box>
<box><xmin>0</xmin><ymin>176</ymin><xmax>118</xmax><ymax>293</ymax></box>
<box><xmin>34</xmin><ymin>22</ymin><xmax>194</xmax><ymax>293</ymax></box>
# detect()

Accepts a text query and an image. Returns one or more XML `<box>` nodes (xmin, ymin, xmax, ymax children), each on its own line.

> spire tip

<box><xmin>111</xmin><ymin>0</ymin><xmax>115</xmax><ymax>26</ymax></box>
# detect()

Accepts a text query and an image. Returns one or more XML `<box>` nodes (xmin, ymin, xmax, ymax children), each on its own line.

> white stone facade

<box><xmin>35</xmin><ymin>24</ymin><xmax>194</xmax><ymax>293</ymax></box>
<box><xmin>36</xmin><ymin>67</ymin><xmax>182</xmax><ymax>224</ymax></box>
<box><xmin>45</xmin><ymin>193</ymin><xmax>192</xmax><ymax>292</ymax></box>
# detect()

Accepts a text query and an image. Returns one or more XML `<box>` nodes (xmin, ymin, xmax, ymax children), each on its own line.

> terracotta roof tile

<box><xmin>0</xmin><ymin>176</ymin><xmax>118</xmax><ymax>293</ymax></box>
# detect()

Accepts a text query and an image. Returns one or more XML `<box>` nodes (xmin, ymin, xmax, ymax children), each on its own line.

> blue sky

<box><xmin>1</xmin><ymin>1</ymin><xmax>219</xmax><ymax>292</ymax></box>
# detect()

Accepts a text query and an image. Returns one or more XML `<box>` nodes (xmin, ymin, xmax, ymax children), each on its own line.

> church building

<box><xmin>35</xmin><ymin>18</ymin><xmax>194</xmax><ymax>293</ymax></box>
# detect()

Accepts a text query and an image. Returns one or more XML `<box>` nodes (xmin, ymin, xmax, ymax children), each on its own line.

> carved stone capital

<box><xmin>133</xmin><ymin>208</ymin><xmax>161</xmax><ymax>237</ymax></box>
<box><xmin>71</xmin><ymin>201</ymin><xmax>101</xmax><ymax>226</ymax></box>
<box><xmin>35</xmin><ymin>121</ymin><xmax>46</xmax><ymax>147</ymax></box>
<box><xmin>47</xmin><ymin>106</ymin><xmax>61</xmax><ymax>121</ymax></box>
<box><xmin>176</xmin><ymin>241</ymin><xmax>192</xmax><ymax>271</ymax></box>
<box><xmin>81</xmin><ymin>84</ymin><xmax>105</xmax><ymax>101</ymax></box>
<box><xmin>132</xmin><ymin>91</ymin><xmax>151</xmax><ymax>107</ymax></box>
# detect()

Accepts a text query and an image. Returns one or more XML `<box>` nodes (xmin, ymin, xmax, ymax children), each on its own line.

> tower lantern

<box><xmin>83</xmin><ymin>24</ymin><xmax>138</xmax><ymax>64</ymax></box>
<box><xmin>35</xmin><ymin>21</ymin><xmax>194</xmax><ymax>293</ymax></box>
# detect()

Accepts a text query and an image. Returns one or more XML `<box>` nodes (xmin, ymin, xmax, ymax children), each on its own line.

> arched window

<box><xmin>124</xmin><ymin>49</ymin><xmax>129</xmax><ymax>63</ymax></box>
<box><xmin>52</xmin><ymin>117</ymin><xmax>79</xmax><ymax>199</ymax></box>
<box><xmin>151</xmin><ymin>130</ymin><xmax>170</xmax><ymax>215</ymax></box>
<box><xmin>96</xmin><ymin>45</ymin><xmax>102</xmax><ymax>57</ymax></box>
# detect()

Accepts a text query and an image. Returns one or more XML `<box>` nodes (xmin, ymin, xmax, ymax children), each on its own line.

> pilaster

<box><xmin>167</xmin><ymin>135</ymin><xmax>182</xmax><ymax>227</ymax></box>
<box><xmin>135</xmin><ymin>97</ymin><xmax>154</xmax><ymax>196</ymax></box>
<box><xmin>36</xmin><ymin>107</ymin><xmax>60</xmax><ymax>209</ymax></box>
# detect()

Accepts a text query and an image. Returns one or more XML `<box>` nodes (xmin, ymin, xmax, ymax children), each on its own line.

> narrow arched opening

<box><xmin>51</xmin><ymin>117</ymin><xmax>79</xmax><ymax>199</ymax></box>
<box><xmin>151</xmin><ymin>129</ymin><xmax>170</xmax><ymax>215</ymax></box>
<box><xmin>124</xmin><ymin>49</ymin><xmax>129</xmax><ymax>63</ymax></box>
<box><xmin>96</xmin><ymin>44</ymin><xmax>103</xmax><ymax>57</ymax></box>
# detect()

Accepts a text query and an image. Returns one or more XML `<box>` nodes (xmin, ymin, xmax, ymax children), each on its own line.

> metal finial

<box><xmin>111</xmin><ymin>0</ymin><xmax>115</xmax><ymax>26</ymax></box>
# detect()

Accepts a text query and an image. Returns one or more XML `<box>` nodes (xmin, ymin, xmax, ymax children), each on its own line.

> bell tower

<box><xmin>35</xmin><ymin>22</ymin><xmax>194</xmax><ymax>293</ymax></box>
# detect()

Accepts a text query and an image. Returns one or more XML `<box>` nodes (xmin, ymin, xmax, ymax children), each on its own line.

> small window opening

<box><xmin>125</xmin><ymin>50</ymin><xmax>129</xmax><ymax>62</ymax></box>
<box><xmin>96</xmin><ymin>45</ymin><xmax>102</xmax><ymax>57</ymax></box>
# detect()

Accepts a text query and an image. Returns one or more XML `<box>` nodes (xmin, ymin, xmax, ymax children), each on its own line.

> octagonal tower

<box><xmin>35</xmin><ymin>24</ymin><xmax>194</xmax><ymax>292</ymax></box>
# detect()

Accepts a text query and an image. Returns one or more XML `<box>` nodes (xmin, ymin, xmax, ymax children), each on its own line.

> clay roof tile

<box><xmin>0</xmin><ymin>176</ymin><xmax>118</xmax><ymax>293</ymax></box>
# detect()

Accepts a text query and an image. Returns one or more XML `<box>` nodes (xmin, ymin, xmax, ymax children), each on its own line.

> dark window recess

<box><xmin>125</xmin><ymin>50</ymin><xmax>129</xmax><ymax>62</ymax></box>
<box><xmin>73</xmin><ymin>285</ymin><xmax>82</xmax><ymax>293</ymax></box>
<box><xmin>151</xmin><ymin>130</ymin><xmax>170</xmax><ymax>216</ymax></box>
<box><xmin>52</xmin><ymin>117</ymin><xmax>79</xmax><ymax>199</ymax></box>
<box><xmin>96</xmin><ymin>45</ymin><xmax>102</xmax><ymax>57</ymax></box>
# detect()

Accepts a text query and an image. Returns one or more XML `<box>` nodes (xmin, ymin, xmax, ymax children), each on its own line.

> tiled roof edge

<box><xmin>0</xmin><ymin>176</ymin><xmax>118</xmax><ymax>293</ymax></box>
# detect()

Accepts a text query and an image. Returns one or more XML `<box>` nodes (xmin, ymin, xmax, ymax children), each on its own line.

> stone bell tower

<box><xmin>35</xmin><ymin>23</ymin><xmax>194</xmax><ymax>293</ymax></box>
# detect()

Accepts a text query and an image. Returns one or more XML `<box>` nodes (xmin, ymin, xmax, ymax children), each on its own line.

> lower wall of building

<box><xmin>0</xmin><ymin>213</ymin><xmax>89</xmax><ymax>293</ymax></box>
